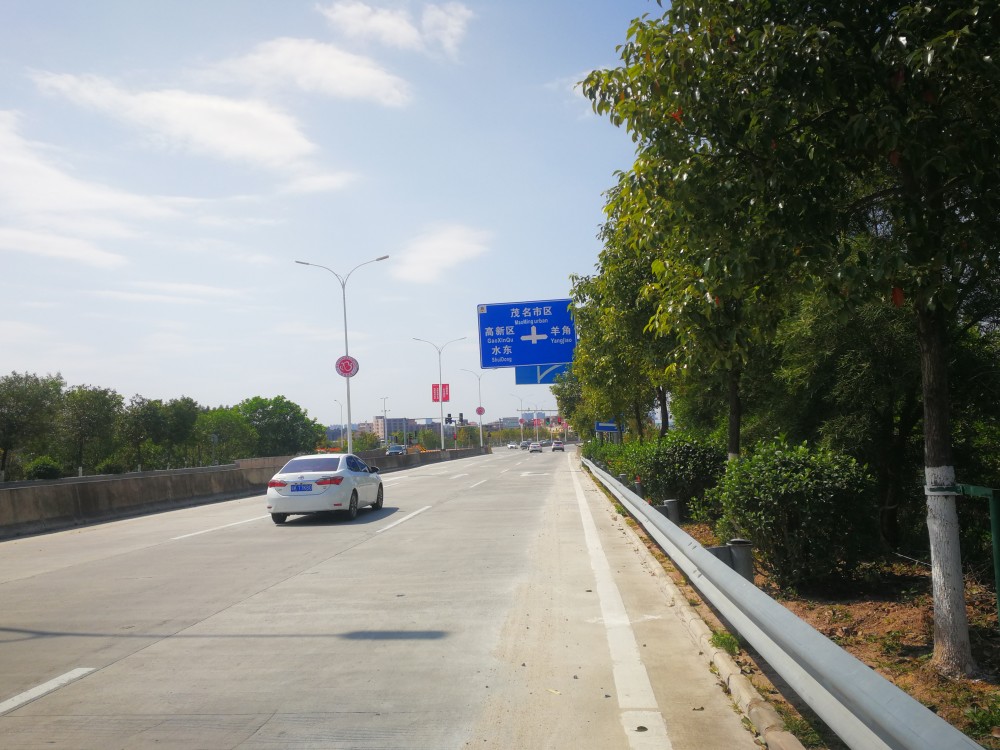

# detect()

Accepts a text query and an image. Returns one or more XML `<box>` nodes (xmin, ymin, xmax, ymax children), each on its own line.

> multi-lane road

<box><xmin>0</xmin><ymin>448</ymin><xmax>758</xmax><ymax>749</ymax></box>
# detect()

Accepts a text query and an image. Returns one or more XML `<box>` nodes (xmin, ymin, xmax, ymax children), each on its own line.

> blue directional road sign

<box><xmin>477</xmin><ymin>299</ymin><xmax>576</xmax><ymax>369</ymax></box>
<box><xmin>595</xmin><ymin>421</ymin><xmax>618</xmax><ymax>433</ymax></box>
<box><xmin>515</xmin><ymin>364</ymin><xmax>570</xmax><ymax>384</ymax></box>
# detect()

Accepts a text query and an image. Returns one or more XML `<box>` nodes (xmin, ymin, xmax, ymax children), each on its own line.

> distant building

<box><xmin>373</xmin><ymin>415</ymin><xmax>417</xmax><ymax>443</ymax></box>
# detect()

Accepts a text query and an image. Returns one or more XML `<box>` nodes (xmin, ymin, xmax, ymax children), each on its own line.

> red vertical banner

<box><xmin>432</xmin><ymin>384</ymin><xmax>440</xmax><ymax>402</ymax></box>
<box><xmin>442</xmin><ymin>384</ymin><xmax>450</xmax><ymax>402</ymax></box>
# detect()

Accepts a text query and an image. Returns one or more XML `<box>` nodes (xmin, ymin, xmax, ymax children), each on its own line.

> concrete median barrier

<box><xmin>0</xmin><ymin>448</ymin><xmax>488</xmax><ymax>540</ymax></box>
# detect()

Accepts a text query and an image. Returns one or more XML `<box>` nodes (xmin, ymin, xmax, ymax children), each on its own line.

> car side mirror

<box><xmin>368</xmin><ymin>466</ymin><xmax>379</xmax><ymax>474</ymax></box>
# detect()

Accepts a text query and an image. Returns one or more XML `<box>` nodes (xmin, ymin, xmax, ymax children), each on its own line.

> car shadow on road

<box><xmin>277</xmin><ymin>506</ymin><xmax>402</xmax><ymax>527</ymax></box>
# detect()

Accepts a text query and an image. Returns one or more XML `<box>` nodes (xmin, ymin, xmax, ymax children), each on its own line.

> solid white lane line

<box><xmin>470</xmin><ymin>479</ymin><xmax>488</xmax><ymax>489</ymax></box>
<box><xmin>376</xmin><ymin>506</ymin><xmax>432</xmax><ymax>534</ymax></box>
<box><xmin>450</xmin><ymin>473</ymin><xmax>469</xmax><ymax>480</ymax></box>
<box><xmin>0</xmin><ymin>668</ymin><xmax>95</xmax><ymax>715</ymax></box>
<box><xmin>568</xmin><ymin>455</ymin><xmax>672</xmax><ymax>750</ymax></box>
<box><xmin>172</xmin><ymin>516</ymin><xmax>269</xmax><ymax>540</ymax></box>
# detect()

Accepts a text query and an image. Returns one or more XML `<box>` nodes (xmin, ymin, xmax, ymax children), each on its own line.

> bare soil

<box><xmin>629</xmin><ymin>518</ymin><xmax>1000</xmax><ymax>748</ymax></box>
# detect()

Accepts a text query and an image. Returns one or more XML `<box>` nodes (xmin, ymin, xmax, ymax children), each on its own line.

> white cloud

<box><xmin>0</xmin><ymin>227</ymin><xmax>126</xmax><ymax>268</ymax></box>
<box><xmin>0</xmin><ymin>111</ymin><xmax>177</xmax><ymax>239</ymax></box>
<box><xmin>318</xmin><ymin>2</ymin><xmax>472</xmax><ymax>60</ymax></box>
<box><xmin>319</xmin><ymin>2</ymin><xmax>423</xmax><ymax>51</ymax></box>
<box><xmin>0</xmin><ymin>320</ymin><xmax>53</xmax><ymax>346</ymax></box>
<box><xmin>280</xmin><ymin>171</ymin><xmax>357</xmax><ymax>194</ymax></box>
<box><xmin>209</xmin><ymin>37</ymin><xmax>411</xmax><ymax>107</ymax></box>
<box><xmin>132</xmin><ymin>281</ymin><xmax>245</xmax><ymax>299</ymax></box>
<box><xmin>421</xmin><ymin>3</ymin><xmax>473</xmax><ymax>59</ymax></box>
<box><xmin>390</xmin><ymin>224</ymin><xmax>490</xmax><ymax>283</ymax></box>
<box><xmin>32</xmin><ymin>72</ymin><xmax>318</xmax><ymax>170</ymax></box>
<box><xmin>89</xmin><ymin>290</ymin><xmax>210</xmax><ymax>305</ymax></box>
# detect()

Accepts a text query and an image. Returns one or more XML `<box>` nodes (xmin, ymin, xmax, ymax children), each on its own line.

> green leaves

<box><xmin>712</xmin><ymin>438</ymin><xmax>878</xmax><ymax>588</ymax></box>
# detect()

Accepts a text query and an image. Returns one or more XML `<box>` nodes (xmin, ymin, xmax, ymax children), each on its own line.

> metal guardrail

<box><xmin>582</xmin><ymin>458</ymin><xmax>982</xmax><ymax>750</ymax></box>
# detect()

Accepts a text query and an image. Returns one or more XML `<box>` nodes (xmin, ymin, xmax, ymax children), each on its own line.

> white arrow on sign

<box><xmin>520</xmin><ymin>326</ymin><xmax>548</xmax><ymax>345</ymax></box>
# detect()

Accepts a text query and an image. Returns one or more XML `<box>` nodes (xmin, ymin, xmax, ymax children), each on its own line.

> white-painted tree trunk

<box><xmin>925</xmin><ymin>465</ymin><xmax>977</xmax><ymax>676</ymax></box>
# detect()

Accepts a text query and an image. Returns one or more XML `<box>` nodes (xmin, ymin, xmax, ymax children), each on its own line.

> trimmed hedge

<box><xmin>711</xmin><ymin>439</ymin><xmax>879</xmax><ymax>589</ymax></box>
<box><xmin>25</xmin><ymin>455</ymin><xmax>63</xmax><ymax>480</ymax></box>
<box><xmin>582</xmin><ymin>433</ymin><xmax>725</xmax><ymax>507</ymax></box>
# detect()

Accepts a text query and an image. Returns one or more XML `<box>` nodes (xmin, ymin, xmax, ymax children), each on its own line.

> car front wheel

<box><xmin>373</xmin><ymin>485</ymin><xmax>384</xmax><ymax>510</ymax></box>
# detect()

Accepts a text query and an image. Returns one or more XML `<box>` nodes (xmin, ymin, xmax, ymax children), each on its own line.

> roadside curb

<box><xmin>604</xmin><ymin>492</ymin><xmax>806</xmax><ymax>750</ymax></box>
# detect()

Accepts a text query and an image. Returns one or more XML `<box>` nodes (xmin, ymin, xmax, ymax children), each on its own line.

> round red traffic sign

<box><xmin>476</xmin><ymin>406</ymin><xmax>485</xmax><ymax>416</ymax></box>
<box><xmin>519</xmin><ymin>418</ymin><xmax>524</xmax><ymax>425</ymax></box>
<box><xmin>335</xmin><ymin>356</ymin><xmax>359</xmax><ymax>378</ymax></box>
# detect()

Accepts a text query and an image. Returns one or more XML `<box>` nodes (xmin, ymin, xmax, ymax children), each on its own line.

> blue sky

<box><xmin>1</xmin><ymin>0</ymin><xmax>657</xmax><ymax>429</ymax></box>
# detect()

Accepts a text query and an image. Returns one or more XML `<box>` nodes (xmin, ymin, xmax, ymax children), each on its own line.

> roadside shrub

<box><xmin>646</xmin><ymin>431</ymin><xmax>726</xmax><ymax>510</ymax></box>
<box><xmin>95</xmin><ymin>459</ymin><xmax>126</xmax><ymax>475</ymax></box>
<box><xmin>711</xmin><ymin>439</ymin><xmax>878</xmax><ymax>589</ymax></box>
<box><xmin>24</xmin><ymin>455</ymin><xmax>63</xmax><ymax>480</ymax></box>
<box><xmin>582</xmin><ymin>433</ymin><xmax>725</xmax><ymax>510</ymax></box>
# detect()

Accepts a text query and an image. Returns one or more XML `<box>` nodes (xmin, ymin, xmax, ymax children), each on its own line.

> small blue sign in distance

<box><xmin>514</xmin><ymin>364</ymin><xmax>569</xmax><ymax>384</ymax></box>
<box><xmin>477</xmin><ymin>299</ymin><xmax>576</xmax><ymax>369</ymax></box>
<box><xmin>595</xmin><ymin>421</ymin><xmax>618</xmax><ymax>433</ymax></box>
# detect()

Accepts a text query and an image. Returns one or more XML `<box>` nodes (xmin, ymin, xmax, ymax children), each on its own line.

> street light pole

<box><xmin>380</xmin><ymin>396</ymin><xmax>389</xmax><ymax>445</ymax></box>
<box><xmin>333</xmin><ymin>398</ymin><xmax>344</xmax><ymax>449</ymax></box>
<box><xmin>510</xmin><ymin>393</ymin><xmax>524</xmax><ymax>443</ymax></box>
<box><xmin>461</xmin><ymin>368</ymin><xmax>485</xmax><ymax>449</ymax></box>
<box><xmin>414</xmin><ymin>336</ymin><xmax>466</xmax><ymax>451</ymax></box>
<box><xmin>295</xmin><ymin>254</ymin><xmax>389</xmax><ymax>454</ymax></box>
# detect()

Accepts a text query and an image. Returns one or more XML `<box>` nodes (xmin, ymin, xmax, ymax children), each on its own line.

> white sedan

<box><xmin>266</xmin><ymin>453</ymin><xmax>383</xmax><ymax>524</ymax></box>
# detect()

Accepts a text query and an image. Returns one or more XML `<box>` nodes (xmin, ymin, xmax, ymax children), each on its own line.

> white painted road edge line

<box><xmin>0</xmin><ymin>668</ymin><xmax>95</xmax><ymax>715</ymax></box>
<box><xmin>376</xmin><ymin>506</ymin><xmax>432</xmax><ymax>534</ymax></box>
<box><xmin>568</xmin><ymin>454</ymin><xmax>673</xmax><ymax>750</ymax></box>
<box><xmin>172</xmin><ymin>515</ymin><xmax>269</xmax><ymax>540</ymax></box>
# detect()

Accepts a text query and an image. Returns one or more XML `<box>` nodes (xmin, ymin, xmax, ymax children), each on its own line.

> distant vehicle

<box><xmin>266</xmin><ymin>453</ymin><xmax>383</xmax><ymax>524</ymax></box>
<box><xmin>385</xmin><ymin>444</ymin><xmax>406</xmax><ymax>456</ymax></box>
<box><xmin>520</xmin><ymin>441</ymin><xmax>531</xmax><ymax>450</ymax></box>
<box><xmin>551</xmin><ymin>441</ymin><xmax>565</xmax><ymax>452</ymax></box>
<box><xmin>507</xmin><ymin>442</ymin><xmax>518</xmax><ymax>449</ymax></box>
<box><xmin>528</xmin><ymin>442</ymin><xmax>542</xmax><ymax>453</ymax></box>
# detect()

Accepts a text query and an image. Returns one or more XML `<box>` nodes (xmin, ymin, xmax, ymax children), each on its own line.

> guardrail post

<box><xmin>727</xmin><ymin>539</ymin><xmax>754</xmax><ymax>583</ymax></box>
<box><xmin>654</xmin><ymin>499</ymin><xmax>681</xmax><ymax>524</ymax></box>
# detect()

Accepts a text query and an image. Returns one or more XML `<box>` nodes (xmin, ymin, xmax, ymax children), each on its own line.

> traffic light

<box><xmin>446</xmin><ymin>413</ymin><xmax>453</xmax><ymax>424</ymax></box>
<box><xmin>459</xmin><ymin>412</ymin><xmax>464</xmax><ymax>425</ymax></box>
<box><xmin>545</xmin><ymin>417</ymin><xmax>551</xmax><ymax>426</ymax></box>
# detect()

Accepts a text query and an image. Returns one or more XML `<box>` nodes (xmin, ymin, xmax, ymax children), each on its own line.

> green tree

<box><xmin>586</xmin><ymin>0</ymin><xmax>999</xmax><ymax>676</ymax></box>
<box><xmin>351</xmin><ymin>430</ymin><xmax>381</xmax><ymax>452</ymax></box>
<box><xmin>416</xmin><ymin>428</ymin><xmax>440</xmax><ymax>450</ymax></box>
<box><xmin>192</xmin><ymin>407</ymin><xmax>257</xmax><ymax>465</ymax></box>
<box><xmin>236</xmin><ymin>395</ymin><xmax>324</xmax><ymax>456</ymax></box>
<box><xmin>119</xmin><ymin>395</ymin><xmax>167</xmax><ymax>470</ymax></box>
<box><xmin>60</xmin><ymin>385</ymin><xmax>123</xmax><ymax>474</ymax></box>
<box><xmin>162</xmin><ymin>396</ymin><xmax>200</xmax><ymax>465</ymax></box>
<box><xmin>570</xmin><ymin>200</ymin><xmax>678</xmax><ymax>440</ymax></box>
<box><xmin>0</xmin><ymin>371</ymin><xmax>65</xmax><ymax>480</ymax></box>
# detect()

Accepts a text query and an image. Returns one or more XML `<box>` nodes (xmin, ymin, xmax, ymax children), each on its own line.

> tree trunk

<box><xmin>632</xmin><ymin>401</ymin><xmax>646</xmax><ymax>442</ymax></box>
<box><xmin>727</xmin><ymin>367</ymin><xmax>742</xmax><ymax>461</ymax></box>
<box><xmin>917</xmin><ymin>304</ymin><xmax>976</xmax><ymax>676</ymax></box>
<box><xmin>656</xmin><ymin>386</ymin><xmax>670</xmax><ymax>437</ymax></box>
<box><xmin>879</xmin><ymin>388</ymin><xmax>921</xmax><ymax>548</ymax></box>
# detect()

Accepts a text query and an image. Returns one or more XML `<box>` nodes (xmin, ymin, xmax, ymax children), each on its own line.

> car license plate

<box><xmin>290</xmin><ymin>483</ymin><xmax>311</xmax><ymax>492</ymax></box>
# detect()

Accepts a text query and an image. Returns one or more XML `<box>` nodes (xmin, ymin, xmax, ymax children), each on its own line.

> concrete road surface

<box><xmin>0</xmin><ymin>448</ymin><xmax>758</xmax><ymax>749</ymax></box>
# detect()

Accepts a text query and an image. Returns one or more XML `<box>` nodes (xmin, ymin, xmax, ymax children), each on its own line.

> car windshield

<box><xmin>279</xmin><ymin>456</ymin><xmax>342</xmax><ymax>473</ymax></box>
